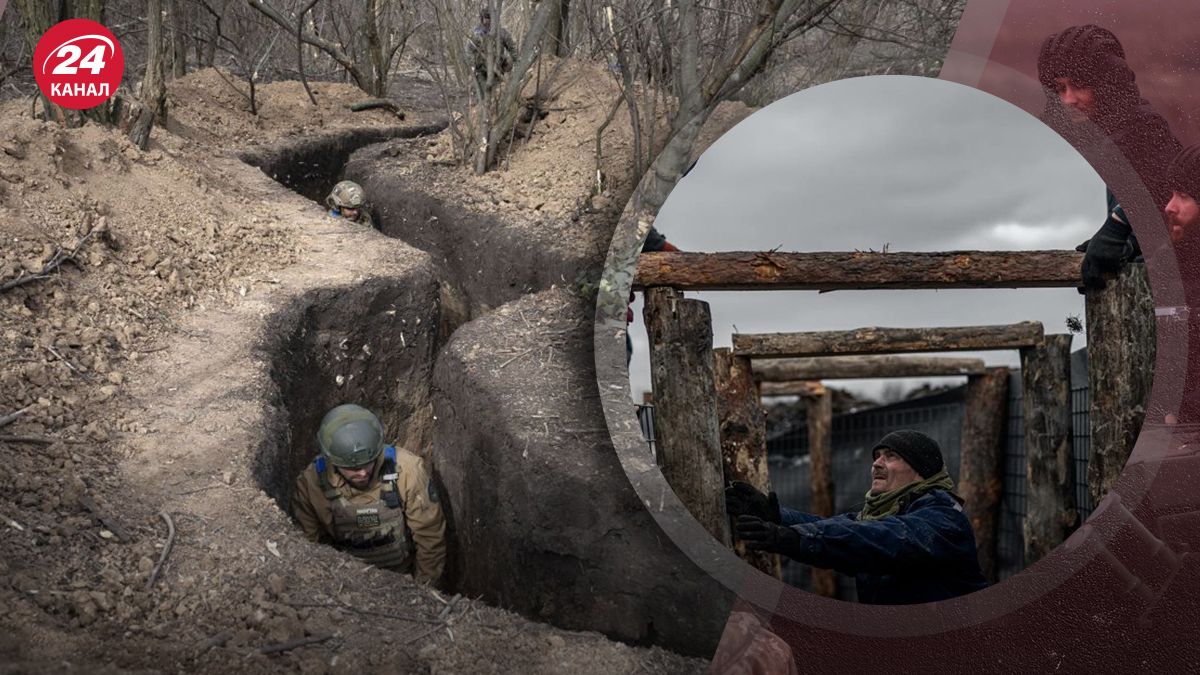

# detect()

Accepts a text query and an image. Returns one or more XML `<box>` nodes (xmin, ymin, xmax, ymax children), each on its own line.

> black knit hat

<box><xmin>1037</xmin><ymin>25</ymin><xmax>1130</xmax><ymax>90</ymax></box>
<box><xmin>1167</xmin><ymin>144</ymin><xmax>1200</xmax><ymax>200</ymax></box>
<box><xmin>872</xmin><ymin>430</ymin><xmax>944</xmax><ymax>479</ymax></box>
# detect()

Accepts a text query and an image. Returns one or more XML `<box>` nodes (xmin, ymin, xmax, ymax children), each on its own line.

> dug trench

<box><xmin>249</xmin><ymin>132</ymin><xmax>735</xmax><ymax>658</ymax></box>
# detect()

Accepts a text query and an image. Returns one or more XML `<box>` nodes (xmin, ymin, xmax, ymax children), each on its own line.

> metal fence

<box><xmin>766</xmin><ymin>348</ymin><xmax>1094</xmax><ymax>597</ymax></box>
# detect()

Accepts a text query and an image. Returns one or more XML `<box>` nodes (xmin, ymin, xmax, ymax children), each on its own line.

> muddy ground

<box><xmin>0</xmin><ymin>63</ymin><xmax>752</xmax><ymax>673</ymax></box>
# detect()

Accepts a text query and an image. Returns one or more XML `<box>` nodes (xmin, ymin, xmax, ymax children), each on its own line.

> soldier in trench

<box><xmin>466</xmin><ymin>6</ymin><xmax>518</xmax><ymax>102</ymax></box>
<box><xmin>727</xmin><ymin>430</ymin><xmax>987</xmax><ymax>604</ymax></box>
<box><xmin>293</xmin><ymin>404</ymin><xmax>446</xmax><ymax>584</ymax></box>
<box><xmin>325</xmin><ymin>180</ymin><xmax>376</xmax><ymax>229</ymax></box>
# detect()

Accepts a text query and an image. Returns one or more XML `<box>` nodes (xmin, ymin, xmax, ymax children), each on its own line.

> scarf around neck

<box><xmin>858</xmin><ymin>468</ymin><xmax>955</xmax><ymax>521</ymax></box>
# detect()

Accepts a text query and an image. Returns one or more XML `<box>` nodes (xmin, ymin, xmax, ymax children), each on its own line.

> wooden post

<box><xmin>957</xmin><ymin>367</ymin><xmax>1009</xmax><ymax>582</ymax></box>
<box><xmin>1085</xmin><ymin>263</ymin><xmax>1155</xmax><ymax>508</ymax></box>
<box><xmin>733</xmin><ymin>322</ymin><xmax>1044</xmax><ymax>358</ymax></box>
<box><xmin>802</xmin><ymin>383</ymin><xmax>836</xmax><ymax>598</ymax></box>
<box><xmin>644</xmin><ymin>288</ymin><xmax>730</xmax><ymax>545</ymax></box>
<box><xmin>634</xmin><ymin>250</ymin><xmax>1084</xmax><ymax>291</ymax></box>
<box><xmin>713</xmin><ymin>348</ymin><xmax>780</xmax><ymax>578</ymax></box>
<box><xmin>753</xmin><ymin>355</ymin><xmax>986</xmax><ymax>381</ymax></box>
<box><xmin>1020</xmin><ymin>334</ymin><xmax>1077</xmax><ymax>566</ymax></box>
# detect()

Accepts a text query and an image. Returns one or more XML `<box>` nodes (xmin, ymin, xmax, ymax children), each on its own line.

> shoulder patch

<box><xmin>427</xmin><ymin>479</ymin><xmax>440</xmax><ymax>503</ymax></box>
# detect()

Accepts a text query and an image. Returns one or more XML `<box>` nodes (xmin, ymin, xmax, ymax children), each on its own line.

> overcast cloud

<box><xmin>628</xmin><ymin>75</ymin><xmax>1105</xmax><ymax>401</ymax></box>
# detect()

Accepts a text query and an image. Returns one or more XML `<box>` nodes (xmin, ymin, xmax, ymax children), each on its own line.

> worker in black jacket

<box><xmin>729</xmin><ymin>430</ymin><xmax>987</xmax><ymax>604</ymax></box>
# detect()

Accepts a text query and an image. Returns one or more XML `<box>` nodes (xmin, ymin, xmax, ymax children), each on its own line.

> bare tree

<box><xmin>247</xmin><ymin>0</ymin><xmax>419</xmax><ymax>97</ymax></box>
<box><xmin>197</xmin><ymin>0</ymin><xmax>281</xmax><ymax>115</ymax></box>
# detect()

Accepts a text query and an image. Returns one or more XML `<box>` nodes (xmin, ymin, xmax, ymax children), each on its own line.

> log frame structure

<box><xmin>634</xmin><ymin>250</ymin><xmax>1084</xmax><ymax>291</ymax></box>
<box><xmin>733</xmin><ymin>322</ymin><xmax>1044</xmax><ymax>359</ymax></box>
<box><xmin>636</xmin><ymin>249</ymin><xmax>1149</xmax><ymax>594</ymax></box>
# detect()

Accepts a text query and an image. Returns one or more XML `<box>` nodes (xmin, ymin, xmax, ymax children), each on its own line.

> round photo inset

<box><xmin>595</xmin><ymin>73</ymin><xmax>1176</xmax><ymax>635</ymax></box>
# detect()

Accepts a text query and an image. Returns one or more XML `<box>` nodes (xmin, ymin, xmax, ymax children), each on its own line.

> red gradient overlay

<box><xmin>701</xmin><ymin>1</ymin><xmax>1200</xmax><ymax>671</ymax></box>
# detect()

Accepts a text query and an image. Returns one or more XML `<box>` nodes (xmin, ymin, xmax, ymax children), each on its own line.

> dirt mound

<box><xmin>163</xmin><ymin>68</ymin><xmax>414</xmax><ymax>147</ymax></box>
<box><xmin>432</xmin><ymin>287</ymin><xmax>733</xmax><ymax>654</ymax></box>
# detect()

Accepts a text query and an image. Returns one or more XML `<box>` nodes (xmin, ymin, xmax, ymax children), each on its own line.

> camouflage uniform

<box><xmin>466</xmin><ymin>23</ymin><xmax>517</xmax><ymax>100</ymax></box>
<box><xmin>326</xmin><ymin>180</ymin><xmax>375</xmax><ymax>229</ymax></box>
<box><xmin>293</xmin><ymin>446</ymin><xmax>446</xmax><ymax>583</ymax></box>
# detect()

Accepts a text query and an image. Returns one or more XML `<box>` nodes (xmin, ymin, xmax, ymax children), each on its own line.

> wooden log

<box><xmin>644</xmin><ymin>288</ymin><xmax>730</xmax><ymax>545</ymax></box>
<box><xmin>1085</xmin><ymin>263</ymin><xmax>1155</xmax><ymax>508</ymax></box>
<box><xmin>733</xmin><ymin>322</ymin><xmax>1044</xmax><ymax>359</ymax></box>
<box><xmin>1020</xmin><ymin>334</ymin><xmax>1077</xmax><ymax>567</ymax></box>
<box><xmin>804</xmin><ymin>384</ymin><xmax>836</xmax><ymax>598</ymax></box>
<box><xmin>957</xmin><ymin>367</ymin><xmax>1009</xmax><ymax>582</ymax></box>
<box><xmin>634</xmin><ymin>250</ymin><xmax>1084</xmax><ymax>291</ymax></box>
<box><xmin>753</xmin><ymin>355</ymin><xmax>987</xmax><ymax>381</ymax></box>
<box><xmin>713</xmin><ymin>348</ymin><xmax>780</xmax><ymax>578</ymax></box>
<box><xmin>759</xmin><ymin>381</ymin><xmax>827</xmax><ymax>397</ymax></box>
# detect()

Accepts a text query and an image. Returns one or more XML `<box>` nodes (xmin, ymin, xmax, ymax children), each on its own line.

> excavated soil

<box><xmin>0</xmin><ymin>62</ymin><xmax>750</xmax><ymax>672</ymax></box>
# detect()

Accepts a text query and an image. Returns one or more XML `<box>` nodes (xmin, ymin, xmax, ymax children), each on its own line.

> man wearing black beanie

<box><xmin>727</xmin><ymin>429</ymin><xmax>987</xmax><ymax>604</ymax></box>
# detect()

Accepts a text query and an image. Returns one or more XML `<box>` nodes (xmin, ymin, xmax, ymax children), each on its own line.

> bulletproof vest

<box><xmin>314</xmin><ymin>446</ymin><xmax>411</xmax><ymax>569</ymax></box>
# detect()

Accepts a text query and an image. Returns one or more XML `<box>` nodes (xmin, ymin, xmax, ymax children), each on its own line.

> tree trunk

<box><xmin>804</xmin><ymin>384</ymin><xmax>836</xmax><ymax>598</ymax></box>
<box><xmin>477</xmin><ymin>0</ymin><xmax>557</xmax><ymax>173</ymax></box>
<box><xmin>167</xmin><ymin>0</ymin><xmax>186</xmax><ymax>78</ymax></box>
<box><xmin>1085</xmin><ymin>263</ymin><xmax>1155</xmax><ymax>508</ymax></box>
<box><xmin>541</xmin><ymin>0</ymin><xmax>569</xmax><ymax>57</ymax></box>
<box><xmin>635</xmin><ymin>251</ymin><xmax>1085</xmax><ymax>291</ymax></box>
<box><xmin>733</xmin><ymin>322</ymin><xmax>1044</xmax><ymax>359</ymax></box>
<box><xmin>1020</xmin><ymin>334</ymin><xmax>1077</xmax><ymax>567</ymax></box>
<box><xmin>365</xmin><ymin>0</ymin><xmax>386</xmax><ymax>97</ymax></box>
<box><xmin>644</xmin><ymin>288</ymin><xmax>730</xmax><ymax>546</ymax></box>
<box><xmin>713</xmin><ymin>348</ymin><xmax>779</xmax><ymax>578</ymax></box>
<box><xmin>753</xmin><ymin>355</ymin><xmax>986</xmax><ymax>381</ymax></box>
<box><xmin>958</xmin><ymin>367</ymin><xmax>1009</xmax><ymax>582</ymax></box>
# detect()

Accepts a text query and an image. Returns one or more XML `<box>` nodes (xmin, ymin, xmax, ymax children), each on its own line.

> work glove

<box><xmin>735</xmin><ymin>515</ymin><xmax>804</xmax><ymax>559</ymax></box>
<box><xmin>1080</xmin><ymin>213</ymin><xmax>1133</xmax><ymax>291</ymax></box>
<box><xmin>725</xmin><ymin>481</ymin><xmax>781</xmax><ymax>524</ymax></box>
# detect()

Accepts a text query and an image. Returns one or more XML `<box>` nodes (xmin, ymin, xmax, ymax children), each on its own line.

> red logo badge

<box><xmin>33</xmin><ymin>19</ymin><xmax>124</xmax><ymax>111</ymax></box>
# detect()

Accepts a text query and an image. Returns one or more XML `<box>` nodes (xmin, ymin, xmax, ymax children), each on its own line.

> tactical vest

<box><xmin>314</xmin><ymin>446</ymin><xmax>412</xmax><ymax>569</ymax></box>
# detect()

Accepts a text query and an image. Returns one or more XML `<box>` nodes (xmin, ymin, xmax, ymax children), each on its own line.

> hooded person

<box><xmin>1159</xmin><ymin>145</ymin><xmax>1200</xmax><ymax>425</ymax></box>
<box><xmin>1036</xmin><ymin>25</ymin><xmax>1182</xmax><ymax>289</ymax></box>
<box><xmin>728</xmin><ymin>430</ymin><xmax>987</xmax><ymax>604</ymax></box>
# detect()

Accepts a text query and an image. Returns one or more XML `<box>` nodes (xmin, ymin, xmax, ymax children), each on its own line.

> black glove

<box><xmin>725</xmin><ymin>481</ymin><xmax>781</xmax><ymax>524</ymax></box>
<box><xmin>735</xmin><ymin>515</ymin><xmax>804</xmax><ymax>558</ymax></box>
<box><xmin>1080</xmin><ymin>213</ymin><xmax>1133</xmax><ymax>291</ymax></box>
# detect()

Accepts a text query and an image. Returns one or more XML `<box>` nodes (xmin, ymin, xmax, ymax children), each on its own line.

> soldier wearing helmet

<box><xmin>326</xmin><ymin>180</ymin><xmax>375</xmax><ymax>228</ymax></box>
<box><xmin>292</xmin><ymin>404</ymin><xmax>446</xmax><ymax>583</ymax></box>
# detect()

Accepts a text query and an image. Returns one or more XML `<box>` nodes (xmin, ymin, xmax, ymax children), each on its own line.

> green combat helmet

<box><xmin>326</xmin><ymin>180</ymin><xmax>367</xmax><ymax>211</ymax></box>
<box><xmin>317</xmin><ymin>404</ymin><xmax>384</xmax><ymax>467</ymax></box>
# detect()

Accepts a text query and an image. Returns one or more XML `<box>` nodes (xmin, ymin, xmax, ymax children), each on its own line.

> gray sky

<box><xmin>629</xmin><ymin>75</ymin><xmax>1104</xmax><ymax>402</ymax></box>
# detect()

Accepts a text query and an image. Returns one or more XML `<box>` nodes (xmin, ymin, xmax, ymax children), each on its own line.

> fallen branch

<box><xmin>0</xmin><ymin>435</ymin><xmax>88</xmax><ymax>445</ymax></box>
<box><xmin>402</xmin><ymin>622</ymin><xmax>447</xmax><ymax>646</ymax></box>
<box><xmin>287</xmin><ymin>600</ymin><xmax>441</xmax><ymax>625</ymax></box>
<box><xmin>45</xmin><ymin>345</ymin><xmax>92</xmax><ymax>380</ymax></box>
<box><xmin>195</xmin><ymin>630</ymin><xmax>232</xmax><ymax>656</ymax></box>
<box><xmin>497</xmin><ymin>348</ymin><xmax>536</xmax><ymax>369</ymax></box>
<box><xmin>79</xmin><ymin>494</ymin><xmax>132</xmax><ymax>543</ymax></box>
<box><xmin>349</xmin><ymin>99</ymin><xmax>404</xmax><ymax>118</ymax></box>
<box><xmin>146</xmin><ymin>511</ymin><xmax>176</xmax><ymax>590</ymax></box>
<box><xmin>0</xmin><ymin>407</ymin><xmax>29</xmax><ymax>429</ymax></box>
<box><xmin>0</xmin><ymin>228</ymin><xmax>97</xmax><ymax>292</ymax></box>
<box><xmin>259</xmin><ymin>634</ymin><xmax>334</xmax><ymax>655</ymax></box>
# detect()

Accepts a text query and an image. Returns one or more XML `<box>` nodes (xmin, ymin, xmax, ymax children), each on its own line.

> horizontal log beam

<box><xmin>760</xmin><ymin>381</ymin><xmax>825</xmax><ymax>397</ymax></box>
<box><xmin>734</xmin><ymin>322</ymin><xmax>1043</xmax><ymax>359</ymax></box>
<box><xmin>753</xmin><ymin>355</ymin><xmax>987</xmax><ymax>381</ymax></box>
<box><xmin>633</xmin><ymin>251</ymin><xmax>1083</xmax><ymax>291</ymax></box>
